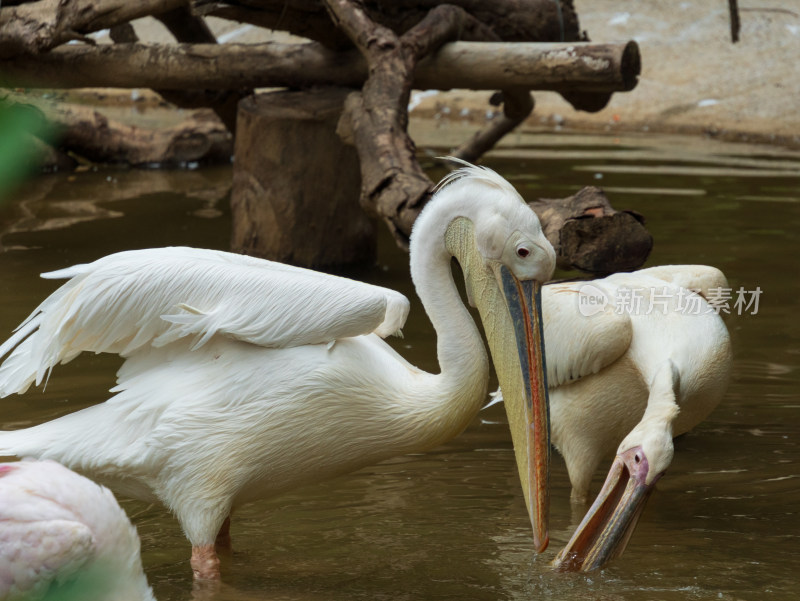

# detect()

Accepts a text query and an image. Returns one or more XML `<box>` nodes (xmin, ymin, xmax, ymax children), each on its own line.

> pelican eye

<box><xmin>634</xmin><ymin>453</ymin><xmax>642</xmax><ymax>464</ymax></box>
<box><xmin>516</xmin><ymin>247</ymin><xmax>530</xmax><ymax>258</ymax></box>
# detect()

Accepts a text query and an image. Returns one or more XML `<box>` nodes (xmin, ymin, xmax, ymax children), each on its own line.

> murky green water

<box><xmin>1</xmin><ymin>131</ymin><xmax>798</xmax><ymax>600</ymax></box>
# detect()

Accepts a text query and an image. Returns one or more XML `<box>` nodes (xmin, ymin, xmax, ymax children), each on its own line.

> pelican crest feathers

<box><xmin>435</xmin><ymin>157</ymin><xmax>526</xmax><ymax>202</ymax></box>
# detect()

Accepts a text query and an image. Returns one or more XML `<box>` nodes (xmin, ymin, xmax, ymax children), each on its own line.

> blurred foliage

<box><xmin>0</xmin><ymin>96</ymin><xmax>54</xmax><ymax>204</ymax></box>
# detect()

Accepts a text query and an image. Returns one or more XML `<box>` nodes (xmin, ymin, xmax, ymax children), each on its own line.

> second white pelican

<box><xmin>495</xmin><ymin>265</ymin><xmax>732</xmax><ymax>571</ymax></box>
<box><xmin>0</xmin><ymin>163</ymin><xmax>555</xmax><ymax>580</ymax></box>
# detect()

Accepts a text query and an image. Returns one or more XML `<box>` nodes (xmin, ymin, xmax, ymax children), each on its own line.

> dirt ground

<box><xmin>410</xmin><ymin>1</ymin><xmax>800</xmax><ymax>148</ymax></box>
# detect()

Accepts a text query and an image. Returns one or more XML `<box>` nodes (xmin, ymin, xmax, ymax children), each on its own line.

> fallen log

<box><xmin>0</xmin><ymin>40</ymin><xmax>640</xmax><ymax>99</ymax></box>
<box><xmin>45</xmin><ymin>104</ymin><xmax>232</xmax><ymax>166</ymax></box>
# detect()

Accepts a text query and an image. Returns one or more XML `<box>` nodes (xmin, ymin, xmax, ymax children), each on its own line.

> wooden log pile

<box><xmin>0</xmin><ymin>0</ymin><xmax>650</xmax><ymax>273</ymax></box>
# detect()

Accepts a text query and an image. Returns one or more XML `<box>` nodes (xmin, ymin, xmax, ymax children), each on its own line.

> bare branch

<box><xmin>0</xmin><ymin>0</ymin><xmax>189</xmax><ymax>58</ymax></box>
<box><xmin>322</xmin><ymin>1</ymin><xmax>506</xmax><ymax>246</ymax></box>
<box><xmin>728</xmin><ymin>0</ymin><xmax>740</xmax><ymax>43</ymax></box>
<box><xmin>452</xmin><ymin>89</ymin><xmax>534</xmax><ymax>164</ymax></box>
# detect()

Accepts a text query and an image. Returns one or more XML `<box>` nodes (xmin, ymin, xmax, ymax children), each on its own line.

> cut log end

<box><xmin>621</xmin><ymin>40</ymin><xmax>642</xmax><ymax>91</ymax></box>
<box><xmin>558</xmin><ymin>211</ymin><xmax>653</xmax><ymax>274</ymax></box>
<box><xmin>529</xmin><ymin>186</ymin><xmax>653</xmax><ymax>274</ymax></box>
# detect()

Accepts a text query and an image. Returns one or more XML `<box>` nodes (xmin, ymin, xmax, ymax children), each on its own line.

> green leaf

<box><xmin>0</xmin><ymin>100</ymin><xmax>54</xmax><ymax>204</ymax></box>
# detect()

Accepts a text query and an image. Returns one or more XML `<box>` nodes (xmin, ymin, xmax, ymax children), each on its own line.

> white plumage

<box><xmin>0</xmin><ymin>460</ymin><xmax>153</xmax><ymax>601</ymax></box>
<box><xmin>0</xmin><ymin>163</ymin><xmax>556</xmax><ymax>580</ymax></box>
<box><xmin>487</xmin><ymin>263</ymin><xmax>731</xmax><ymax>570</ymax></box>
<box><xmin>494</xmin><ymin>264</ymin><xmax>731</xmax><ymax>504</ymax></box>
<box><xmin>543</xmin><ymin>265</ymin><xmax>732</xmax><ymax>501</ymax></box>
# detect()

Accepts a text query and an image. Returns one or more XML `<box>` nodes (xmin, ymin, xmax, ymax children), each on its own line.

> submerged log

<box><xmin>230</xmin><ymin>89</ymin><xmax>375</xmax><ymax>267</ymax></box>
<box><xmin>528</xmin><ymin>186</ymin><xmax>653</xmax><ymax>274</ymax></box>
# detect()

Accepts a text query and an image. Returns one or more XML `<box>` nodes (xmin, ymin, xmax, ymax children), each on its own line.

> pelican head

<box><xmin>553</xmin><ymin>379</ymin><xmax>679</xmax><ymax>571</ymax></box>
<box><xmin>425</xmin><ymin>159</ymin><xmax>556</xmax><ymax>552</ymax></box>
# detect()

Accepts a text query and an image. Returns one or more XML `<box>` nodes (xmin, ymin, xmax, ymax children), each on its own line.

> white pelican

<box><xmin>0</xmin><ymin>459</ymin><xmax>154</xmax><ymax>601</ymax></box>
<box><xmin>495</xmin><ymin>265</ymin><xmax>732</xmax><ymax>571</ymax></box>
<box><xmin>0</xmin><ymin>163</ymin><xmax>556</xmax><ymax>580</ymax></box>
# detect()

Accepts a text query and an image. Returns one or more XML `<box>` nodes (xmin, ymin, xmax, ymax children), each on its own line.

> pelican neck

<box><xmin>409</xmin><ymin>208</ymin><xmax>488</xmax><ymax>393</ymax></box>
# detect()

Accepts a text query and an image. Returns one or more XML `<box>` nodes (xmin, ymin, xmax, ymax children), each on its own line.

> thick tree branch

<box><xmin>452</xmin><ymin>89</ymin><xmax>534</xmax><ymax>164</ymax></box>
<box><xmin>0</xmin><ymin>0</ymin><xmax>189</xmax><ymax>58</ymax></box>
<box><xmin>202</xmin><ymin>0</ymin><xmax>584</xmax><ymax>49</ymax></box>
<box><xmin>323</xmin><ymin>1</ymin><xmax>501</xmax><ymax>247</ymax></box>
<box><xmin>324</xmin><ymin>0</ymin><xmax>426</xmax><ymax>245</ymax></box>
<box><xmin>400</xmin><ymin>3</ymin><xmax>498</xmax><ymax>58</ymax></box>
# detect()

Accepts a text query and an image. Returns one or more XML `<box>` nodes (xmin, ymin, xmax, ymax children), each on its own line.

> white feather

<box><xmin>0</xmin><ymin>247</ymin><xmax>409</xmax><ymax>396</ymax></box>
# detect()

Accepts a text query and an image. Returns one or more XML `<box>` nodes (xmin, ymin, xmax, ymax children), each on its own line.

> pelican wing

<box><xmin>0</xmin><ymin>247</ymin><xmax>409</xmax><ymax>396</ymax></box>
<box><xmin>631</xmin><ymin>264</ymin><xmax>728</xmax><ymax>301</ymax></box>
<box><xmin>542</xmin><ymin>281</ymin><xmax>633</xmax><ymax>388</ymax></box>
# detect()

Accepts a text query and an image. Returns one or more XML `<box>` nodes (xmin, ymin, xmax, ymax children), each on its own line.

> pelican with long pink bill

<box><xmin>552</xmin><ymin>364</ymin><xmax>681</xmax><ymax>572</ymax></box>
<box><xmin>493</xmin><ymin>265</ymin><xmax>731</xmax><ymax>570</ymax></box>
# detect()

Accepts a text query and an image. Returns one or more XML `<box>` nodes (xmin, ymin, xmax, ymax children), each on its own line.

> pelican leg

<box><xmin>566</xmin><ymin>455</ymin><xmax>600</xmax><ymax>524</ymax></box>
<box><xmin>565</xmin><ymin>457</ymin><xmax>598</xmax><ymax>506</ymax></box>
<box><xmin>215</xmin><ymin>515</ymin><xmax>232</xmax><ymax>550</ymax></box>
<box><xmin>191</xmin><ymin>544</ymin><xmax>221</xmax><ymax>580</ymax></box>
<box><xmin>560</xmin><ymin>439</ymin><xmax>603</xmax><ymax>505</ymax></box>
<box><xmin>168</xmin><ymin>491</ymin><xmax>231</xmax><ymax>579</ymax></box>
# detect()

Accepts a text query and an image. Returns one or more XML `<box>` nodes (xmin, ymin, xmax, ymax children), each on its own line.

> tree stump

<box><xmin>230</xmin><ymin>88</ymin><xmax>375</xmax><ymax>267</ymax></box>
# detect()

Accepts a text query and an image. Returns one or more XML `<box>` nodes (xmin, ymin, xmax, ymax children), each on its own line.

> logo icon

<box><xmin>578</xmin><ymin>284</ymin><xmax>609</xmax><ymax>316</ymax></box>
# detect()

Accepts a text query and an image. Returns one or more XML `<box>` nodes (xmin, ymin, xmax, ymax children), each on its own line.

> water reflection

<box><xmin>1</xmin><ymin>132</ymin><xmax>799</xmax><ymax>600</ymax></box>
